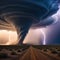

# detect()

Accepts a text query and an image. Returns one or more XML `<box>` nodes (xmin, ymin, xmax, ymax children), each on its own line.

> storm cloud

<box><xmin>0</xmin><ymin>0</ymin><xmax>59</xmax><ymax>45</ymax></box>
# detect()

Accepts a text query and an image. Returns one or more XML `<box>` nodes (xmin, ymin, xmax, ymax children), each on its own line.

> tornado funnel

<box><xmin>0</xmin><ymin>0</ymin><xmax>58</xmax><ymax>44</ymax></box>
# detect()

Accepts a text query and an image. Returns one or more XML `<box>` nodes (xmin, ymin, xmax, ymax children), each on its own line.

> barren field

<box><xmin>0</xmin><ymin>45</ymin><xmax>60</xmax><ymax>60</ymax></box>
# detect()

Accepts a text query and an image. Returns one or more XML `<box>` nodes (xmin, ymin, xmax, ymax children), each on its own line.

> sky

<box><xmin>23</xmin><ymin>0</ymin><xmax>60</xmax><ymax>45</ymax></box>
<box><xmin>24</xmin><ymin>6</ymin><xmax>60</xmax><ymax>45</ymax></box>
<box><xmin>0</xmin><ymin>0</ymin><xmax>60</xmax><ymax>45</ymax></box>
<box><xmin>0</xmin><ymin>30</ymin><xmax>18</xmax><ymax>45</ymax></box>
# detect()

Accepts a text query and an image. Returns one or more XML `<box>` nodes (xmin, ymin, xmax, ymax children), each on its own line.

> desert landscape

<box><xmin>0</xmin><ymin>45</ymin><xmax>60</xmax><ymax>60</ymax></box>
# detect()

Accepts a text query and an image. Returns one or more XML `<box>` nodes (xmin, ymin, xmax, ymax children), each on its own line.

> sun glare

<box><xmin>0</xmin><ymin>30</ymin><xmax>18</xmax><ymax>45</ymax></box>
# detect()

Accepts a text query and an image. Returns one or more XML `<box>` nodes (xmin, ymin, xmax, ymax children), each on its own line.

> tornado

<box><xmin>0</xmin><ymin>0</ymin><xmax>59</xmax><ymax>45</ymax></box>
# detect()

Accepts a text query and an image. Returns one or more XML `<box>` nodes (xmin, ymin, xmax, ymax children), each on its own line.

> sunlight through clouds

<box><xmin>0</xmin><ymin>30</ymin><xmax>18</xmax><ymax>45</ymax></box>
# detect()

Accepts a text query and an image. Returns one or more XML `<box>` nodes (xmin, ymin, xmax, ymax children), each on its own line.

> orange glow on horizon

<box><xmin>0</xmin><ymin>30</ymin><xmax>18</xmax><ymax>45</ymax></box>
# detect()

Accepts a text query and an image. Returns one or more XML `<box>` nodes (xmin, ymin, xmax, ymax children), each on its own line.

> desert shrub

<box><xmin>43</xmin><ymin>49</ymin><xmax>47</xmax><ymax>52</ymax></box>
<box><xmin>0</xmin><ymin>53</ymin><xmax>9</xmax><ymax>58</ymax></box>
<box><xmin>17</xmin><ymin>49</ymin><xmax>21</xmax><ymax>52</ymax></box>
<box><xmin>51</xmin><ymin>50</ymin><xmax>58</xmax><ymax>54</ymax></box>
<box><xmin>11</xmin><ymin>51</ymin><xmax>17</xmax><ymax>55</ymax></box>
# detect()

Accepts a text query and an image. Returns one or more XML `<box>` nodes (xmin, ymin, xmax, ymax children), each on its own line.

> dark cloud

<box><xmin>31</xmin><ymin>17</ymin><xmax>55</xmax><ymax>28</ymax></box>
<box><xmin>0</xmin><ymin>0</ymin><xmax>59</xmax><ymax>44</ymax></box>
